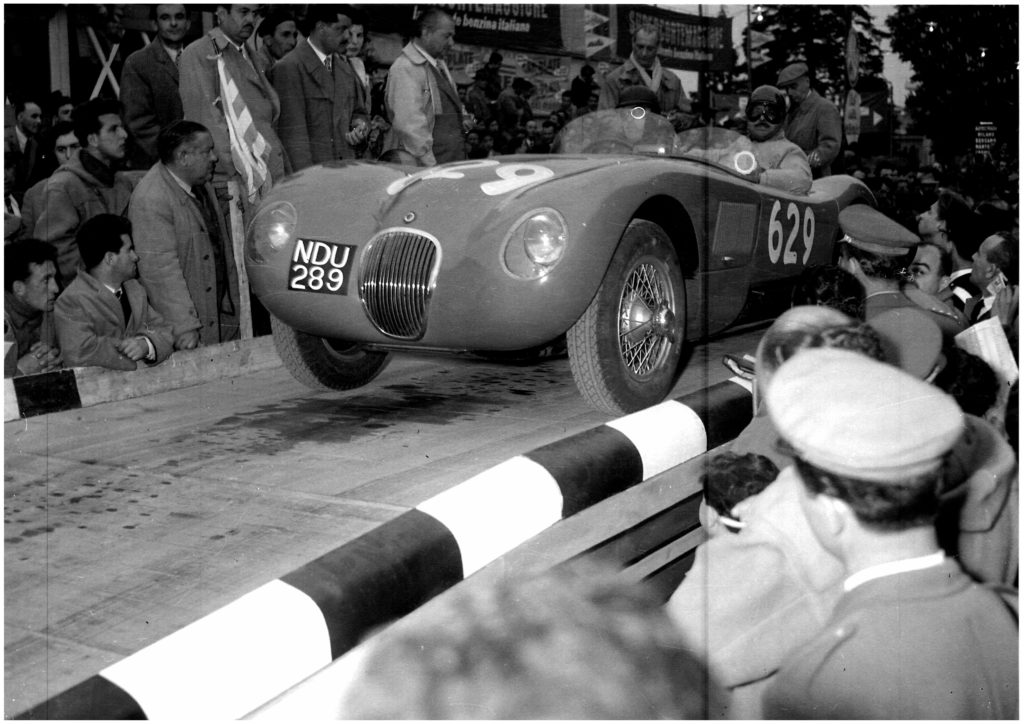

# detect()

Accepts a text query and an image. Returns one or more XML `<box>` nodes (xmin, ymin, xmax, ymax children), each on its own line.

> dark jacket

<box><xmin>121</xmin><ymin>39</ymin><xmax>184</xmax><ymax>169</ymax></box>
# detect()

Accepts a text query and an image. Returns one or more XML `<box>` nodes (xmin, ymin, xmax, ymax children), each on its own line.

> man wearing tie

<box><xmin>385</xmin><ymin>7</ymin><xmax>469</xmax><ymax>166</ymax></box>
<box><xmin>270</xmin><ymin>4</ymin><xmax>369</xmax><ymax>171</ymax></box>
<box><xmin>129</xmin><ymin>121</ymin><xmax>240</xmax><ymax>351</ymax></box>
<box><xmin>4</xmin><ymin>100</ymin><xmax>44</xmax><ymax>203</ymax></box>
<box><xmin>54</xmin><ymin>214</ymin><xmax>174</xmax><ymax>371</ymax></box>
<box><xmin>120</xmin><ymin>4</ymin><xmax>191</xmax><ymax>169</ymax></box>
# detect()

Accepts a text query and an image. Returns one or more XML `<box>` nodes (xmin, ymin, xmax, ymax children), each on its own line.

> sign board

<box><xmin>615</xmin><ymin>5</ymin><xmax>733</xmax><ymax>72</ymax></box>
<box><xmin>975</xmin><ymin>121</ymin><xmax>997</xmax><ymax>155</ymax></box>
<box><xmin>845</xmin><ymin>26</ymin><xmax>859</xmax><ymax>86</ymax></box>
<box><xmin>403</xmin><ymin>5</ymin><xmax>564</xmax><ymax>55</ymax></box>
<box><xmin>843</xmin><ymin>89</ymin><xmax>861</xmax><ymax>144</ymax></box>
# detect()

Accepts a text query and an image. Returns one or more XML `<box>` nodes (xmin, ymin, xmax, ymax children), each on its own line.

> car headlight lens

<box><xmin>247</xmin><ymin>201</ymin><xmax>297</xmax><ymax>264</ymax></box>
<box><xmin>503</xmin><ymin>209</ymin><xmax>568</xmax><ymax>279</ymax></box>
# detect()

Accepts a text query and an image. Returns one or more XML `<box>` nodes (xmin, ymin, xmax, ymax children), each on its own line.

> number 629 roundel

<box><xmin>767</xmin><ymin>200</ymin><xmax>816</xmax><ymax>265</ymax></box>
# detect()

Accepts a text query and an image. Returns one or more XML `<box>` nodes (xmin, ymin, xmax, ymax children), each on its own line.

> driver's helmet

<box><xmin>616</xmin><ymin>85</ymin><xmax>661</xmax><ymax>114</ymax></box>
<box><xmin>746</xmin><ymin>85</ymin><xmax>787</xmax><ymax>141</ymax></box>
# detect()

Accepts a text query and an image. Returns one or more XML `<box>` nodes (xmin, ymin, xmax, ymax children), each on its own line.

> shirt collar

<box><xmin>843</xmin><ymin>551</ymin><xmax>945</xmax><ymax>592</ymax></box>
<box><xmin>307</xmin><ymin>37</ymin><xmax>329</xmax><ymax>65</ymax></box>
<box><xmin>165</xmin><ymin>166</ymin><xmax>195</xmax><ymax>198</ymax></box>
<box><xmin>413</xmin><ymin>41</ymin><xmax>439</xmax><ymax>69</ymax></box>
<box><xmin>15</xmin><ymin>126</ymin><xmax>27</xmax><ymax>152</ymax></box>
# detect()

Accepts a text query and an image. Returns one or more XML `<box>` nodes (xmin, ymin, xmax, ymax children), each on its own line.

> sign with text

<box><xmin>431</xmin><ymin>4</ymin><xmax>564</xmax><ymax>55</ymax></box>
<box><xmin>975</xmin><ymin>121</ymin><xmax>997</xmax><ymax>155</ymax></box>
<box><xmin>615</xmin><ymin>5</ymin><xmax>732</xmax><ymax>72</ymax></box>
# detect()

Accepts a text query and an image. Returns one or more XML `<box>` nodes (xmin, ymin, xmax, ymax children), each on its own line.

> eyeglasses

<box><xmin>746</xmin><ymin>102</ymin><xmax>784</xmax><ymax>124</ymax></box>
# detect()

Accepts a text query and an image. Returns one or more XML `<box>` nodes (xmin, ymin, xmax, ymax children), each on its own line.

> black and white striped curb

<box><xmin>16</xmin><ymin>378</ymin><xmax>753</xmax><ymax>720</ymax></box>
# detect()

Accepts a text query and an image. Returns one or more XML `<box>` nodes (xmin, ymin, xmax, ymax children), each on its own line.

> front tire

<box><xmin>271</xmin><ymin>315</ymin><xmax>390</xmax><ymax>391</ymax></box>
<box><xmin>568</xmin><ymin>220</ymin><xmax>686</xmax><ymax>415</ymax></box>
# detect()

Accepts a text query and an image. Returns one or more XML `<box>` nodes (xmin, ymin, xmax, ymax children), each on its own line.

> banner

<box><xmin>615</xmin><ymin>5</ymin><xmax>732</xmax><ymax>72</ymax></box>
<box><xmin>431</xmin><ymin>4</ymin><xmax>564</xmax><ymax>55</ymax></box>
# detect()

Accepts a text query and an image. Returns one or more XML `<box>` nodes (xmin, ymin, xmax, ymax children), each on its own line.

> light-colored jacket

<box><xmin>384</xmin><ymin>42</ymin><xmax>445</xmax><ymax>165</ymax></box>
<box><xmin>178</xmin><ymin>27</ymin><xmax>287</xmax><ymax>184</ymax></box>
<box><xmin>128</xmin><ymin>163</ymin><xmax>239</xmax><ymax>342</ymax></box>
<box><xmin>54</xmin><ymin>270</ymin><xmax>174</xmax><ymax>371</ymax></box>
<box><xmin>752</xmin><ymin>134</ymin><xmax>813</xmax><ymax>195</ymax></box>
<box><xmin>31</xmin><ymin>151</ymin><xmax>138</xmax><ymax>282</ymax></box>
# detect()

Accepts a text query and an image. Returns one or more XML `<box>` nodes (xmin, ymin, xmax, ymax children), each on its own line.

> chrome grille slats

<box><xmin>359</xmin><ymin>228</ymin><xmax>440</xmax><ymax>339</ymax></box>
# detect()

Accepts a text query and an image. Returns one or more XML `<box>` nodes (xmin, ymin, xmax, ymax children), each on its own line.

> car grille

<box><xmin>359</xmin><ymin>228</ymin><xmax>441</xmax><ymax>340</ymax></box>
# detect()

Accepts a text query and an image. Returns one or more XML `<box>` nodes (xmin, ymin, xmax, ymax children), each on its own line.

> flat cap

<box><xmin>767</xmin><ymin>349</ymin><xmax>963</xmax><ymax>481</ymax></box>
<box><xmin>839</xmin><ymin>204</ymin><xmax>920</xmax><ymax>256</ymax></box>
<box><xmin>777</xmin><ymin>62</ymin><xmax>808</xmax><ymax>87</ymax></box>
<box><xmin>867</xmin><ymin>307</ymin><xmax>944</xmax><ymax>379</ymax></box>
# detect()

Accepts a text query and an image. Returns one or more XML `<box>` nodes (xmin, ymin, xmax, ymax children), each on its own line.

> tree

<box><xmin>887</xmin><ymin>6</ymin><xmax>1018</xmax><ymax>160</ymax></box>
<box><xmin>745</xmin><ymin>5</ymin><xmax>886</xmax><ymax>100</ymax></box>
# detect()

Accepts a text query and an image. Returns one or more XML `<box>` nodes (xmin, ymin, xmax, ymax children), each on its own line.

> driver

<box><xmin>743</xmin><ymin>85</ymin><xmax>812</xmax><ymax>195</ymax></box>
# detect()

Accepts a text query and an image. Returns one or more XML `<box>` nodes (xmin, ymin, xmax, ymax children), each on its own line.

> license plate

<box><xmin>288</xmin><ymin>238</ymin><xmax>356</xmax><ymax>295</ymax></box>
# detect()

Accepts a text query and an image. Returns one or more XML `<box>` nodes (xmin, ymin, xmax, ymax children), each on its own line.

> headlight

<box><xmin>247</xmin><ymin>201</ymin><xmax>297</xmax><ymax>264</ymax></box>
<box><xmin>503</xmin><ymin>209</ymin><xmax>568</xmax><ymax>279</ymax></box>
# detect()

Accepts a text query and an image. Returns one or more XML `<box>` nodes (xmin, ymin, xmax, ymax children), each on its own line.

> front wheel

<box><xmin>567</xmin><ymin>219</ymin><xmax>686</xmax><ymax>415</ymax></box>
<box><xmin>271</xmin><ymin>315</ymin><xmax>390</xmax><ymax>391</ymax></box>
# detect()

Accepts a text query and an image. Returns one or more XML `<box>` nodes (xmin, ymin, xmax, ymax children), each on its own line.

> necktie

<box><xmin>324</xmin><ymin>55</ymin><xmax>333</xmax><ymax>74</ymax></box>
<box><xmin>175</xmin><ymin>48</ymin><xmax>182</xmax><ymax>67</ymax></box>
<box><xmin>115</xmin><ymin>286</ymin><xmax>132</xmax><ymax>327</ymax></box>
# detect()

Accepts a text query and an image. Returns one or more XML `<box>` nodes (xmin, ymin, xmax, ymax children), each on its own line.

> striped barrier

<box><xmin>16</xmin><ymin>377</ymin><xmax>754</xmax><ymax>720</ymax></box>
<box><xmin>4</xmin><ymin>336</ymin><xmax>281</xmax><ymax>421</ymax></box>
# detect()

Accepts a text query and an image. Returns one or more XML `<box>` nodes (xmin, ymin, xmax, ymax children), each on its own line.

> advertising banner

<box><xmin>614</xmin><ymin>5</ymin><xmax>732</xmax><ymax>72</ymax></box>
<box><xmin>431</xmin><ymin>4</ymin><xmax>564</xmax><ymax>55</ymax></box>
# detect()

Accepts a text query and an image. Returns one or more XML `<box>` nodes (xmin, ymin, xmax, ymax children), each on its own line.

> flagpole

<box><xmin>745</xmin><ymin>4</ymin><xmax>752</xmax><ymax>95</ymax></box>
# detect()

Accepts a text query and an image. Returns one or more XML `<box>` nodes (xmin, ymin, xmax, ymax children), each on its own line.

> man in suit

<box><xmin>5</xmin><ymin>100</ymin><xmax>44</xmax><ymax>203</ymax></box>
<box><xmin>54</xmin><ymin>214</ymin><xmax>174</xmax><ymax>371</ymax></box>
<box><xmin>761</xmin><ymin>349</ymin><xmax>1018</xmax><ymax>719</ymax></box>
<box><xmin>270</xmin><ymin>4</ymin><xmax>368</xmax><ymax>171</ymax></box>
<box><xmin>120</xmin><ymin>4</ymin><xmax>190</xmax><ymax>169</ymax></box>
<box><xmin>777</xmin><ymin>62</ymin><xmax>842</xmax><ymax>179</ymax></box>
<box><xmin>384</xmin><ymin>7</ymin><xmax>468</xmax><ymax>166</ymax></box>
<box><xmin>253</xmin><ymin>8</ymin><xmax>297</xmax><ymax>72</ymax></box>
<box><xmin>179</xmin><ymin>3</ymin><xmax>287</xmax><ymax>213</ymax></box>
<box><xmin>129</xmin><ymin>121</ymin><xmax>239</xmax><ymax>351</ymax></box>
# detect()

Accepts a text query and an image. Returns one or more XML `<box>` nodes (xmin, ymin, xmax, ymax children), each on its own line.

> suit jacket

<box><xmin>128</xmin><ymin>163</ymin><xmax>240</xmax><ymax>343</ymax></box>
<box><xmin>598</xmin><ymin>59</ymin><xmax>687</xmax><ymax>114</ymax></box>
<box><xmin>270</xmin><ymin>40</ymin><xmax>368</xmax><ymax>170</ymax></box>
<box><xmin>121</xmin><ymin>39</ymin><xmax>184</xmax><ymax>169</ymax></box>
<box><xmin>763</xmin><ymin>559</ymin><xmax>1018</xmax><ymax>719</ymax></box>
<box><xmin>54</xmin><ymin>270</ymin><xmax>174</xmax><ymax>371</ymax></box>
<box><xmin>784</xmin><ymin>89</ymin><xmax>842</xmax><ymax>178</ymax></box>
<box><xmin>179</xmin><ymin>28</ymin><xmax>287</xmax><ymax>185</ymax></box>
<box><xmin>384</xmin><ymin>42</ymin><xmax>465</xmax><ymax>166</ymax></box>
<box><xmin>5</xmin><ymin>127</ymin><xmax>42</xmax><ymax>203</ymax></box>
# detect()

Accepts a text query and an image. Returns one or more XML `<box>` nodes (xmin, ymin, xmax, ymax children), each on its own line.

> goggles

<box><xmin>746</xmin><ymin>102</ymin><xmax>784</xmax><ymax>124</ymax></box>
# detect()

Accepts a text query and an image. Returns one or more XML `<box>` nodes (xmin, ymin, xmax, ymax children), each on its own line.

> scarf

<box><xmin>628</xmin><ymin>54</ymin><xmax>664</xmax><ymax>93</ymax></box>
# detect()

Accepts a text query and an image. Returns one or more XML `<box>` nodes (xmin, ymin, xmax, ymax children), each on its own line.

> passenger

<box><xmin>4</xmin><ymin>239</ymin><xmax>63</xmax><ymax>377</ymax></box>
<box><xmin>742</xmin><ymin>85</ymin><xmax>812</xmax><ymax>195</ymax></box>
<box><xmin>338</xmin><ymin>560</ymin><xmax>725</xmax><ymax>719</ymax></box>
<box><xmin>837</xmin><ymin>204</ymin><xmax>967</xmax><ymax>338</ymax></box>
<box><xmin>762</xmin><ymin>349</ymin><xmax>1018</xmax><ymax>719</ymax></box>
<box><xmin>699</xmin><ymin>451</ymin><xmax>779</xmax><ymax>537</ymax></box>
<box><xmin>54</xmin><ymin>214</ymin><xmax>174</xmax><ymax>371</ymax></box>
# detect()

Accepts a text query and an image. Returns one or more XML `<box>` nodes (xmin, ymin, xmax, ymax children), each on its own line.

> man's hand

<box><xmin>116</xmin><ymin>336</ymin><xmax>150</xmax><ymax>362</ymax></box>
<box><xmin>175</xmin><ymin>330</ymin><xmax>201</xmax><ymax>350</ymax></box>
<box><xmin>993</xmin><ymin>284</ymin><xmax>1019</xmax><ymax>328</ymax></box>
<box><xmin>461</xmin><ymin>112</ymin><xmax>476</xmax><ymax>133</ymax></box>
<box><xmin>17</xmin><ymin>341</ymin><xmax>63</xmax><ymax>374</ymax></box>
<box><xmin>345</xmin><ymin>119</ymin><xmax>369</xmax><ymax>146</ymax></box>
<box><xmin>807</xmin><ymin>149</ymin><xmax>823</xmax><ymax>168</ymax></box>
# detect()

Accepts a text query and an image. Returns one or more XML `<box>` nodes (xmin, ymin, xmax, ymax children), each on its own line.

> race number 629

<box><xmin>767</xmin><ymin>201</ymin><xmax>815</xmax><ymax>265</ymax></box>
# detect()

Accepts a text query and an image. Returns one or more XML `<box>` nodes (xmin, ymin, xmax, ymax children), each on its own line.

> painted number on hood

<box><xmin>767</xmin><ymin>200</ymin><xmax>815</xmax><ymax>265</ymax></box>
<box><xmin>385</xmin><ymin>160</ymin><xmax>553</xmax><ymax>197</ymax></box>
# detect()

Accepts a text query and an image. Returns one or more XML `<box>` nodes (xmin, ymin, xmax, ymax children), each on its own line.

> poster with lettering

<box><xmin>614</xmin><ymin>5</ymin><xmax>732</xmax><ymax>72</ymax></box>
<box><xmin>430</xmin><ymin>4</ymin><xmax>564</xmax><ymax>55</ymax></box>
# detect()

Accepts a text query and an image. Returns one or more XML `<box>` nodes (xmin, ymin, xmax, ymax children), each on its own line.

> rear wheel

<box><xmin>568</xmin><ymin>219</ymin><xmax>686</xmax><ymax>415</ymax></box>
<box><xmin>271</xmin><ymin>315</ymin><xmax>390</xmax><ymax>391</ymax></box>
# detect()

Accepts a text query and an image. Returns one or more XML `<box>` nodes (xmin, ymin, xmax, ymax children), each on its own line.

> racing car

<box><xmin>245</xmin><ymin>108</ymin><xmax>874</xmax><ymax>415</ymax></box>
